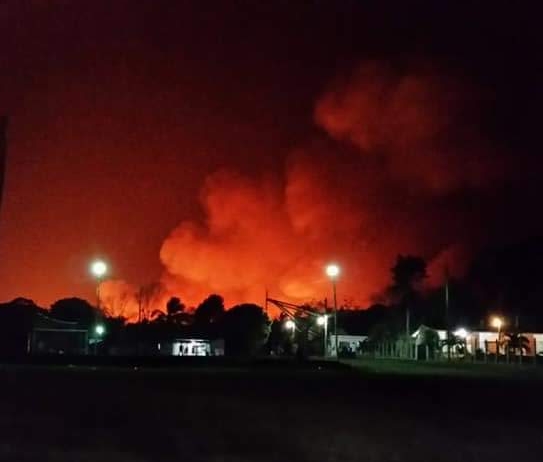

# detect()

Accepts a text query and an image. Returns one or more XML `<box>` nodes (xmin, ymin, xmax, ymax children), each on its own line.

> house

<box><xmin>158</xmin><ymin>338</ymin><xmax>225</xmax><ymax>356</ymax></box>
<box><xmin>0</xmin><ymin>299</ymin><xmax>89</xmax><ymax>356</ymax></box>
<box><xmin>31</xmin><ymin>312</ymin><xmax>89</xmax><ymax>355</ymax></box>
<box><xmin>327</xmin><ymin>334</ymin><xmax>368</xmax><ymax>357</ymax></box>
<box><xmin>412</xmin><ymin>325</ymin><xmax>543</xmax><ymax>357</ymax></box>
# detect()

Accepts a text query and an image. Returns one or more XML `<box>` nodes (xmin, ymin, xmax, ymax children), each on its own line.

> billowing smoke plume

<box><xmin>314</xmin><ymin>62</ymin><xmax>504</xmax><ymax>194</ymax></box>
<box><xmin>105</xmin><ymin>62</ymin><xmax>507</xmax><ymax>313</ymax></box>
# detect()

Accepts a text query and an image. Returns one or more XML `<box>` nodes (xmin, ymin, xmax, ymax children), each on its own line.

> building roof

<box><xmin>33</xmin><ymin>313</ymin><xmax>87</xmax><ymax>331</ymax></box>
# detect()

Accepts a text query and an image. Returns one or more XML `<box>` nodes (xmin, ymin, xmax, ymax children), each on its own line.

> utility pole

<box><xmin>445</xmin><ymin>266</ymin><xmax>451</xmax><ymax>361</ymax></box>
<box><xmin>324</xmin><ymin>297</ymin><xmax>328</xmax><ymax>357</ymax></box>
<box><xmin>0</xmin><ymin>117</ymin><xmax>7</xmax><ymax>217</ymax></box>
<box><xmin>333</xmin><ymin>280</ymin><xmax>338</xmax><ymax>359</ymax></box>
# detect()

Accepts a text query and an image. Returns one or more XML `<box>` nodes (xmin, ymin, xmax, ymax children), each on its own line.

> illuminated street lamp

<box><xmin>90</xmin><ymin>259</ymin><xmax>108</xmax><ymax>308</ymax></box>
<box><xmin>317</xmin><ymin>315</ymin><xmax>327</xmax><ymax>326</ymax></box>
<box><xmin>317</xmin><ymin>315</ymin><xmax>328</xmax><ymax>357</ymax></box>
<box><xmin>89</xmin><ymin>259</ymin><xmax>108</xmax><ymax>355</ymax></box>
<box><xmin>454</xmin><ymin>327</ymin><xmax>468</xmax><ymax>339</ymax></box>
<box><xmin>491</xmin><ymin>317</ymin><xmax>504</xmax><ymax>356</ymax></box>
<box><xmin>285</xmin><ymin>319</ymin><xmax>295</xmax><ymax>331</ymax></box>
<box><xmin>90</xmin><ymin>260</ymin><xmax>108</xmax><ymax>279</ymax></box>
<box><xmin>325</xmin><ymin>264</ymin><xmax>340</xmax><ymax>279</ymax></box>
<box><xmin>92</xmin><ymin>323</ymin><xmax>106</xmax><ymax>355</ymax></box>
<box><xmin>95</xmin><ymin>324</ymin><xmax>105</xmax><ymax>336</ymax></box>
<box><xmin>491</xmin><ymin>316</ymin><xmax>503</xmax><ymax>334</ymax></box>
<box><xmin>325</xmin><ymin>263</ymin><xmax>340</xmax><ymax>358</ymax></box>
<box><xmin>285</xmin><ymin>319</ymin><xmax>296</xmax><ymax>344</ymax></box>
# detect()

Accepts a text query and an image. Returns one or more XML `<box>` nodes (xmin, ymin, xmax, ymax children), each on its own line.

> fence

<box><xmin>365</xmin><ymin>337</ymin><xmax>541</xmax><ymax>365</ymax></box>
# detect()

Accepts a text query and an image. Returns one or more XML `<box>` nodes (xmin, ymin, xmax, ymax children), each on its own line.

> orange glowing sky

<box><xmin>0</xmin><ymin>2</ymin><xmax>542</xmax><ymax>318</ymax></box>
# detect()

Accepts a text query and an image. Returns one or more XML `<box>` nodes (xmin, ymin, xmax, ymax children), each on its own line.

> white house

<box><xmin>327</xmin><ymin>334</ymin><xmax>367</xmax><ymax>357</ymax></box>
<box><xmin>158</xmin><ymin>338</ymin><xmax>225</xmax><ymax>356</ymax></box>
<box><xmin>412</xmin><ymin>325</ymin><xmax>543</xmax><ymax>356</ymax></box>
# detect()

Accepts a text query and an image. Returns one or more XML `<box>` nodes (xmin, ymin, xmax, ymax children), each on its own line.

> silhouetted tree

<box><xmin>166</xmin><ymin>297</ymin><xmax>185</xmax><ymax>318</ymax></box>
<box><xmin>150</xmin><ymin>296</ymin><xmax>190</xmax><ymax>327</ymax></box>
<box><xmin>267</xmin><ymin>315</ymin><xmax>293</xmax><ymax>355</ymax></box>
<box><xmin>390</xmin><ymin>255</ymin><xmax>427</xmax><ymax>335</ymax></box>
<box><xmin>195</xmin><ymin>294</ymin><xmax>225</xmax><ymax>327</ymax></box>
<box><xmin>221</xmin><ymin>304</ymin><xmax>270</xmax><ymax>356</ymax></box>
<box><xmin>136</xmin><ymin>282</ymin><xmax>163</xmax><ymax>322</ymax></box>
<box><xmin>50</xmin><ymin>297</ymin><xmax>100</xmax><ymax>326</ymax></box>
<box><xmin>0</xmin><ymin>298</ymin><xmax>45</xmax><ymax>355</ymax></box>
<box><xmin>504</xmin><ymin>332</ymin><xmax>531</xmax><ymax>357</ymax></box>
<box><xmin>421</xmin><ymin>328</ymin><xmax>440</xmax><ymax>350</ymax></box>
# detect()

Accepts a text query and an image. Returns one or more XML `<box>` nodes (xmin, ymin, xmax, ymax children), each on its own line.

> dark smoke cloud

<box><xmin>315</xmin><ymin>62</ymin><xmax>504</xmax><ymax>194</ymax></box>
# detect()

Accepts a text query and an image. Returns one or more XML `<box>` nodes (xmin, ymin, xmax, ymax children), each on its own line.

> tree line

<box><xmin>0</xmin><ymin>237</ymin><xmax>541</xmax><ymax>357</ymax></box>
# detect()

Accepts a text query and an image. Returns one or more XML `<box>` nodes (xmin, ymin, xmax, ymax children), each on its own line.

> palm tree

<box><xmin>441</xmin><ymin>334</ymin><xmax>467</xmax><ymax>358</ymax></box>
<box><xmin>504</xmin><ymin>332</ymin><xmax>530</xmax><ymax>360</ymax></box>
<box><xmin>421</xmin><ymin>328</ymin><xmax>440</xmax><ymax>359</ymax></box>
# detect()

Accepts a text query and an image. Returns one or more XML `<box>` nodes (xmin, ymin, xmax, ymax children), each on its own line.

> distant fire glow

<box><xmin>96</xmin><ymin>62</ymin><xmax>509</xmax><ymax>316</ymax></box>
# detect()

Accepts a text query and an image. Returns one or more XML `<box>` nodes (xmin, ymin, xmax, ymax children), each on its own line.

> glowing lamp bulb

<box><xmin>285</xmin><ymin>320</ymin><xmax>295</xmax><ymax>331</ymax></box>
<box><xmin>491</xmin><ymin>317</ymin><xmax>503</xmax><ymax>329</ymax></box>
<box><xmin>325</xmin><ymin>263</ymin><xmax>340</xmax><ymax>279</ymax></box>
<box><xmin>95</xmin><ymin>324</ymin><xmax>105</xmax><ymax>336</ymax></box>
<box><xmin>454</xmin><ymin>328</ymin><xmax>468</xmax><ymax>339</ymax></box>
<box><xmin>90</xmin><ymin>260</ymin><xmax>108</xmax><ymax>278</ymax></box>
<box><xmin>317</xmin><ymin>315</ymin><xmax>327</xmax><ymax>326</ymax></box>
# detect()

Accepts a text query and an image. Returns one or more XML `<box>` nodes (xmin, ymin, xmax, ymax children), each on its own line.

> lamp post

<box><xmin>90</xmin><ymin>259</ymin><xmax>108</xmax><ymax>355</ymax></box>
<box><xmin>454</xmin><ymin>327</ymin><xmax>468</xmax><ymax>357</ymax></box>
<box><xmin>491</xmin><ymin>316</ymin><xmax>503</xmax><ymax>355</ymax></box>
<box><xmin>491</xmin><ymin>316</ymin><xmax>503</xmax><ymax>335</ymax></box>
<box><xmin>95</xmin><ymin>324</ymin><xmax>105</xmax><ymax>336</ymax></box>
<box><xmin>317</xmin><ymin>315</ymin><xmax>328</xmax><ymax>357</ymax></box>
<box><xmin>93</xmin><ymin>323</ymin><xmax>105</xmax><ymax>355</ymax></box>
<box><xmin>325</xmin><ymin>263</ymin><xmax>340</xmax><ymax>358</ymax></box>
<box><xmin>285</xmin><ymin>319</ymin><xmax>296</xmax><ymax>332</ymax></box>
<box><xmin>285</xmin><ymin>319</ymin><xmax>296</xmax><ymax>348</ymax></box>
<box><xmin>90</xmin><ymin>259</ymin><xmax>108</xmax><ymax>309</ymax></box>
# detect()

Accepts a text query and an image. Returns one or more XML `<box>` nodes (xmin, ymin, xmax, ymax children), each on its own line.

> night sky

<box><xmin>1</xmin><ymin>1</ymin><xmax>542</xmax><ymax>318</ymax></box>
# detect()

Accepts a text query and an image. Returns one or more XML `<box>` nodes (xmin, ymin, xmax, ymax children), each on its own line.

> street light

<box><xmin>491</xmin><ymin>316</ymin><xmax>503</xmax><ymax>336</ymax></box>
<box><xmin>325</xmin><ymin>264</ymin><xmax>340</xmax><ymax>279</ymax></box>
<box><xmin>92</xmin><ymin>323</ymin><xmax>106</xmax><ymax>355</ymax></box>
<box><xmin>95</xmin><ymin>324</ymin><xmax>105</xmax><ymax>336</ymax></box>
<box><xmin>325</xmin><ymin>263</ymin><xmax>340</xmax><ymax>358</ymax></box>
<box><xmin>285</xmin><ymin>319</ymin><xmax>296</xmax><ymax>345</ymax></box>
<box><xmin>90</xmin><ymin>260</ymin><xmax>108</xmax><ymax>279</ymax></box>
<box><xmin>90</xmin><ymin>259</ymin><xmax>108</xmax><ymax>355</ymax></box>
<box><xmin>454</xmin><ymin>327</ymin><xmax>468</xmax><ymax>339</ymax></box>
<box><xmin>491</xmin><ymin>316</ymin><xmax>504</xmax><ymax>356</ymax></box>
<box><xmin>90</xmin><ymin>259</ymin><xmax>108</xmax><ymax>308</ymax></box>
<box><xmin>317</xmin><ymin>315</ymin><xmax>328</xmax><ymax>357</ymax></box>
<box><xmin>285</xmin><ymin>319</ymin><xmax>295</xmax><ymax>331</ymax></box>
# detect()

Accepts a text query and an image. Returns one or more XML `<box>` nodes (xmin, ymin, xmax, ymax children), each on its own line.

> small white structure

<box><xmin>328</xmin><ymin>334</ymin><xmax>367</xmax><ymax>357</ymax></box>
<box><xmin>160</xmin><ymin>338</ymin><xmax>224</xmax><ymax>356</ymax></box>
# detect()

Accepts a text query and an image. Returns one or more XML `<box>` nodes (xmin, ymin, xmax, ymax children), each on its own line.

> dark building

<box><xmin>0</xmin><ymin>298</ymin><xmax>88</xmax><ymax>356</ymax></box>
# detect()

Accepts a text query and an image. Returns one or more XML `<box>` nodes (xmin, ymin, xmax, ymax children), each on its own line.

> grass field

<box><xmin>347</xmin><ymin>357</ymin><xmax>543</xmax><ymax>379</ymax></box>
<box><xmin>1</xmin><ymin>359</ymin><xmax>542</xmax><ymax>461</ymax></box>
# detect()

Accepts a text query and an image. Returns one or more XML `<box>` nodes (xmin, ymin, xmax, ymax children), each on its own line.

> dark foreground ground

<box><xmin>1</xmin><ymin>359</ymin><xmax>542</xmax><ymax>462</ymax></box>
